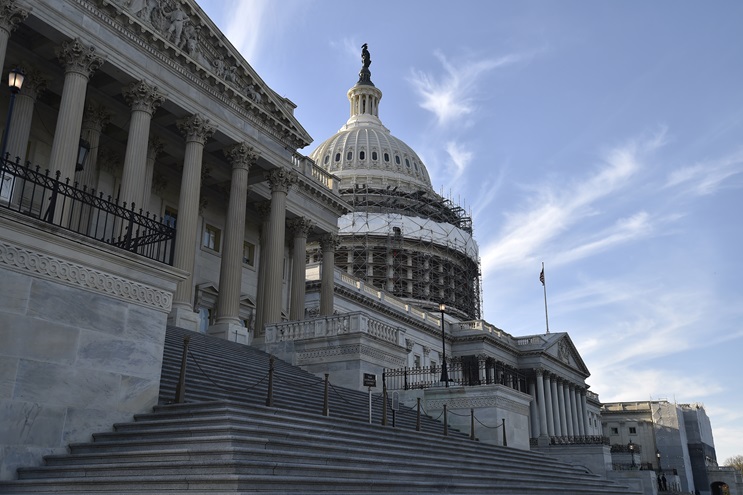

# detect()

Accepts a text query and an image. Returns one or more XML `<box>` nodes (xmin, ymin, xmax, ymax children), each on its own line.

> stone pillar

<box><xmin>319</xmin><ymin>233</ymin><xmax>339</xmax><ymax>316</ymax></box>
<box><xmin>5</xmin><ymin>67</ymin><xmax>45</xmax><ymax>164</ymax></box>
<box><xmin>557</xmin><ymin>378</ymin><xmax>568</xmax><ymax>437</ymax></box>
<box><xmin>543</xmin><ymin>372</ymin><xmax>555</xmax><ymax>437</ymax></box>
<box><xmin>564</xmin><ymin>382</ymin><xmax>574</xmax><ymax>437</ymax></box>
<box><xmin>535</xmin><ymin>369</ymin><xmax>549</xmax><ymax>438</ymax></box>
<box><xmin>141</xmin><ymin>136</ymin><xmax>164</xmax><ymax>214</ymax></box>
<box><xmin>550</xmin><ymin>376</ymin><xmax>562</xmax><ymax>437</ymax></box>
<box><xmin>169</xmin><ymin>114</ymin><xmax>215</xmax><ymax>330</ymax></box>
<box><xmin>528</xmin><ymin>379</ymin><xmax>539</xmax><ymax>438</ymax></box>
<box><xmin>76</xmin><ymin>102</ymin><xmax>110</xmax><ymax>191</ymax></box>
<box><xmin>579</xmin><ymin>389</ymin><xmax>588</xmax><ymax>436</ymax></box>
<box><xmin>288</xmin><ymin>217</ymin><xmax>314</xmax><ymax>320</ymax></box>
<box><xmin>49</xmin><ymin>39</ymin><xmax>104</xmax><ymax>182</ymax></box>
<box><xmin>0</xmin><ymin>0</ymin><xmax>27</xmax><ymax>73</ymax></box>
<box><xmin>261</xmin><ymin>168</ymin><xmax>296</xmax><ymax>325</ymax></box>
<box><xmin>121</xmin><ymin>80</ymin><xmax>165</xmax><ymax>210</ymax></box>
<box><xmin>209</xmin><ymin>143</ymin><xmax>259</xmax><ymax>343</ymax></box>
<box><xmin>569</xmin><ymin>384</ymin><xmax>580</xmax><ymax>437</ymax></box>
<box><xmin>253</xmin><ymin>201</ymin><xmax>271</xmax><ymax>337</ymax></box>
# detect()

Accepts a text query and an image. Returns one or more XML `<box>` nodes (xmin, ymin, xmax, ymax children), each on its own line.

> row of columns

<box><xmin>530</xmin><ymin>368</ymin><xmax>590</xmax><ymax>439</ymax></box>
<box><xmin>0</xmin><ymin>23</ymin><xmax>339</xmax><ymax>337</ymax></box>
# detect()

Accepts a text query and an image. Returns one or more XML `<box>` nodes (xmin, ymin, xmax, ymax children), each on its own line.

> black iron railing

<box><xmin>385</xmin><ymin>357</ymin><xmax>528</xmax><ymax>393</ymax></box>
<box><xmin>0</xmin><ymin>156</ymin><xmax>175</xmax><ymax>264</ymax></box>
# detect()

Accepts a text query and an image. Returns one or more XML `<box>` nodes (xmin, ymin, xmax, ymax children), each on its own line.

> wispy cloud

<box><xmin>665</xmin><ymin>149</ymin><xmax>743</xmax><ymax>196</ymax></box>
<box><xmin>445</xmin><ymin>141</ymin><xmax>473</xmax><ymax>181</ymax></box>
<box><xmin>221</xmin><ymin>0</ymin><xmax>272</xmax><ymax>63</ymax></box>
<box><xmin>408</xmin><ymin>50</ymin><xmax>526</xmax><ymax>126</ymax></box>
<box><xmin>330</xmin><ymin>37</ymin><xmax>362</xmax><ymax>62</ymax></box>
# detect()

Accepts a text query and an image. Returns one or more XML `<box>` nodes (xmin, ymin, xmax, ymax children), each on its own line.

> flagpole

<box><xmin>541</xmin><ymin>262</ymin><xmax>550</xmax><ymax>334</ymax></box>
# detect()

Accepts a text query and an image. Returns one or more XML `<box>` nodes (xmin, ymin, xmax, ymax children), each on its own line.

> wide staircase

<box><xmin>0</xmin><ymin>326</ymin><xmax>642</xmax><ymax>494</ymax></box>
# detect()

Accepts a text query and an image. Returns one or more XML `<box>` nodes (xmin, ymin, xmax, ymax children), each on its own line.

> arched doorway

<box><xmin>711</xmin><ymin>481</ymin><xmax>730</xmax><ymax>495</ymax></box>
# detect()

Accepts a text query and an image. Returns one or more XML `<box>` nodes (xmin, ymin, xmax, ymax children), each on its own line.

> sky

<box><xmin>196</xmin><ymin>0</ymin><xmax>743</xmax><ymax>464</ymax></box>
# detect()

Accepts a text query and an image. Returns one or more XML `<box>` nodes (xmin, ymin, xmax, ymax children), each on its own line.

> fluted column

<box><xmin>170</xmin><ymin>114</ymin><xmax>215</xmax><ymax>329</ymax></box>
<box><xmin>261</xmin><ymin>168</ymin><xmax>297</xmax><ymax>326</ymax></box>
<box><xmin>288</xmin><ymin>217</ymin><xmax>314</xmax><ymax>320</ymax></box>
<box><xmin>528</xmin><ymin>379</ymin><xmax>539</xmax><ymax>438</ymax></box>
<box><xmin>5</xmin><ymin>67</ymin><xmax>45</xmax><ymax>164</ymax></box>
<box><xmin>0</xmin><ymin>1</ymin><xmax>28</xmax><ymax>72</ymax></box>
<box><xmin>557</xmin><ymin>378</ymin><xmax>568</xmax><ymax>437</ymax></box>
<box><xmin>535</xmin><ymin>369</ymin><xmax>549</xmax><ymax>437</ymax></box>
<box><xmin>579</xmin><ymin>389</ymin><xmax>588</xmax><ymax>436</ymax></box>
<box><xmin>76</xmin><ymin>102</ymin><xmax>110</xmax><ymax>190</ymax></box>
<box><xmin>213</xmin><ymin>143</ymin><xmax>259</xmax><ymax>332</ymax></box>
<box><xmin>49</xmin><ymin>39</ymin><xmax>104</xmax><ymax>182</ymax></box>
<box><xmin>569</xmin><ymin>384</ymin><xmax>580</xmax><ymax>437</ymax></box>
<box><xmin>543</xmin><ymin>372</ymin><xmax>555</xmax><ymax>437</ymax></box>
<box><xmin>319</xmin><ymin>233</ymin><xmax>339</xmax><ymax>316</ymax></box>
<box><xmin>141</xmin><ymin>136</ymin><xmax>164</xmax><ymax>214</ymax></box>
<box><xmin>564</xmin><ymin>381</ymin><xmax>574</xmax><ymax>437</ymax></box>
<box><xmin>253</xmin><ymin>201</ymin><xmax>271</xmax><ymax>336</ymax></box>
<box><xmin>120</xmin><ymin>80</ymin><xmax>165</xmax><ymax>210</ymax></box>
<box><xmin>550</xmin><ymin>375</ymin><xmax>562</xmax><ymax>437</ymax></box>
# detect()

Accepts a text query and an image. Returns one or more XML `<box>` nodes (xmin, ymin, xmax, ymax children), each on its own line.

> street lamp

<box><xmin>439</xmin><ymin>303</ymin><xmax>449</xmax><ymax>387</ymax></box>
<box><xmin>628</xmin><ymin>442</ymin><xmax>636</xmax><ymax>468</ymax></box>
<box><xmin>656</xmin><ymin>449</ymin><xmax>662</xmax><ymax>472</ymax></box>
<box><xmin>0</xmin><ymin>67</ymin><xmax>25</xmax><ymax>164</ymax></box>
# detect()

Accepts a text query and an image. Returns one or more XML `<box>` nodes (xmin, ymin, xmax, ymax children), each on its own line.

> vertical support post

<box><xmin>443</xmin><ymin>404</ymin><xmax>448</xmax><ymax>436</ymax></box>
<box><xmin>174</xmin><ymin>336</ymin><xmax>190</xmax><ymax>404</ymax></box>
<box><xmin>470</xmin><ymin>408</ymin><xmax>475</xmax><ymax>440</ymax></box>
<box><xmin>323</xmin><ymin>373</ymin><xmax>329</xmax><ymax>417</ymax></box>
<box><xmin>382</xmin><ymin>387</ymin><xmax>388</xmax><ymax>426</ymax></box>
<box><xmin>266</xmin><ymin>355</ymin><xmax>275</xmax><ymax>407</ymax></box>
<box><xmin>416</xmin><ymin>398</ymin><xmax>421</xmax><ymax>432</ymax></box>
<box><xmin>502</xmin><ymin>418</ymin><xmax>507</xmax><ymax>447</ymax></box>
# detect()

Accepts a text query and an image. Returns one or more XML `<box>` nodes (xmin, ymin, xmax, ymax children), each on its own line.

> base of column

<box><xmin>208</xmin><ymin>322</ymin><xmax>250</xmax><ymax>345</ymax></box>
<box><xmin>168</xmin><ymin>304</ymin><xmax>200</xmax><ymax>332</ymax></box>
<box><xmin>537</xmin><ymin>435</ymin><xmax>551</xmax><ymax>447</ymax></box>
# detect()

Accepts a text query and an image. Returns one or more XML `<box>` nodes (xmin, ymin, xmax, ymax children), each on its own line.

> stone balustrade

<box><xmin>265</xmin><ymin>311</ymin><xmax>401</xmax><ymax>345</ymax></box>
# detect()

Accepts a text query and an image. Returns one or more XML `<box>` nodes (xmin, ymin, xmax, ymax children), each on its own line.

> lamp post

<box><xmin>656</xmin><ymin>449</ymin><xmax>662</xmax><ymax>472</ymax></box>
<box><xmin>628</xmin><ymin>442</ymin><xmax>636</xmax><ymax>468</ymax></box>
<box><xmin>0</xmin><ymin>67</ymin><xmax>25</xmax><ymax>164</ymax></box>
<box><xmin>439</xmin><ymin>303</ymin><xmax>449</xmax><ymax>387</ymax></box>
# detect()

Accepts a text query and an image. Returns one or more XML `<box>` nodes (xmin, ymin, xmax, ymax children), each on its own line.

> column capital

<box><xmin>82</xmin><ymin>102</ymin><xmax>111</xmax><ymax>133</ymax></box>
<box><xmin>56</xmin><ymin>38</ymin><xmax>104</xmax><ymax>78</ymax></box>
<box><xmin>0</xmin><ymin>0</ymin><xmax>28</xmax><ymax>34</ymax></box>
<box><xmin>147</xmin><ymin>136</ymin><xmax>165</xmax><ymax>161</ymax></box>
<box><xmin>123</xmin><ymin>80</ymin><xmax>166</xmax><ymax>115</ymax></box>
<box><xmin>265</xmin><ymin>167</ymin><xmax>297</xmax><ymax>194</ymax></box>
<box><xmin>255</xmin><ymin>200</ymin><xmax>271</xmax><ymax>221</ymax></box>
<box><xmin>319</xmin><ymin>233</ymin><xmax>340</xmax><ymax>252</ymax></box>
<box><xmin>177</xmin><ymin>114</ymin><xmax>215</xmax><ymax>145</ymax></box>
<box><xmin>535</xmin><ymin>367</ymin><xmax>545</xmax><ymax>377</ymax></box>
<box><xmin>287</xmin><ymin>217</ymin><xmax>315</xmax><ymax>238</ymax></box>
<box><xmin>225</xmin><ymin>142</ymin><xmax>260</xmax><ymax>171</ymax></box>
<box><xmin>16</xmin><ymin>66</ymin><xmax>47</xmax><ymax>100</ymax></box>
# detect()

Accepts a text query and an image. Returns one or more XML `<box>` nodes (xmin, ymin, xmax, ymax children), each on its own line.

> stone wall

<box><xmin>0</xmin><ymin>213</ymin><xmax>184</xmax><ymax>479</ymax></box>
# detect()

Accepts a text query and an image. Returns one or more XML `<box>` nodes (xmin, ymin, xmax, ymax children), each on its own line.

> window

<box><xmin>629</xmin><ymin>427</ymin><xmax>637</xmax><ymax>435</ymax></box>
<box><xmin>372</xmin><ymin>151</ymin><xmax>378</xmax><ymax>160</ymax></box>
<box><xmin>323</xmin><ymin>155</ymin><xmax>329</xmax><ymax>164</ymax></box>
<box><xmin>243</xmin><ymin>241</ymin><xmax>255</xmax><ymax>266</ymax></box>
<box><xmin>395</xmin><ymin>155</ymin><xmax>401</xmax><ymax>164</ymax></box>
<box><xmin>430</xmin><ymin>361</ymin><xmax>437</xmax><ymax>373</ymax></box>
<box><xmin>414</xmin><ymin>354</ymin><xmax>421</xmax><ymax>368</ymax></box>
<box><xmin>384</xmin><ymin>152</ymin><xmax>390</xmax><ymax>162</ymax></box>
<box><xmin>335</xmin><ymin>153</ymin><xmax>340</xmax><ymax>162</ymax></box>
<box><xmin>359</xmin><ymin>151</ymin><xmax>365</xmax><ymax>160</ymax></box>
<box><xmin>346</xmin><ymin>151</ymin><xmax>352</xmax><ymax>160</ymax></box>
<box><xmin>203</xmin><ymin>223</ymin><xmax>221</xmax><ymax>252</ymax></box>
<box><xmin>405</xmin><ymin>158</ymin><xmax>410</xmax><ymax>168</ymax></box>
<box><xmin>164</xmin><ymin>206</ymin><xmax>178</xmax><ymax>228</ymax></box>
<box><xmin>610</xmin><ymin>427</ymin><xmax>619</xmax><ymax>435</ymax></box>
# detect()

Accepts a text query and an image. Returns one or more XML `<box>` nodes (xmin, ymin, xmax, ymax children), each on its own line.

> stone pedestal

<box><xmin>207</xmin><ymin>321</ymin><xmax>250</xmax><ymax>345</ymax></box>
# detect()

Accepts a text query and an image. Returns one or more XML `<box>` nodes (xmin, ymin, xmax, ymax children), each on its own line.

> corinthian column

<box><xmin>141</xmin><ymin>136</ymin><xmax>164</xmax><ymax>214</ymax></box>
<box><xmin>76</xmin><ymin>102</ymin><xmax>110</xmax><ymax>191</ymax></box>
<box><xmin>5</xmin><ymin>67</ymin><xmax>45</xmax><ymax>164</ymax></box>
<box><xmin>209</xmin><ymin>143</ymin><xmax>259</xmax><ymax>343</ymax></box>
<box><xmin>319</xmin><ymin>233</ymin><xmax>339</xmax><ymax>316</ymax></box>
<box><xmin>288</xmin><ymin>217</ymin><xmax>314</xmax><ymax>320</ymax></box>
<box><xmin>261</xmin><ymin>168</ymin><xmax>297</xmax><ymax>326</ymax></box>
<box><xmin>550</xmin><ymin>375</ymin><xmax>562</xmax><ymax>437</ymax></box>
<box><xmin>120</xmin><ymin>80</ymin><xmax>165</xmax><ymax>210</ymax></box>
<box><xmin>49</xmin><ymin>38</ymin><xmax>104</xmax><ymax>182</ymax></box>
<box><xmin>169</xmin><ymin>114</ymin><xmax>215</xmax><ymax>330</ymax></box>
<box><xmin>0</xmin><ymin>0</ymin><xmax>28</xmax><ymax>72</ymax></box>
<box><xmin>569</xmin><ymin>384</ymin><xmax>580</xmax><ymax>436</ymax></box>
<box><xmin>564</xmin><ymin>382</ymin><xmax>574</xmax><ymax>437</ymax></box>
<box><xmin>253</xmin><ymin>201</ymin><xmax>271</xmax><ymax>337</ymax></box>
<box><xmin>535</xmin><ymin>368</ymin><xmax>549</xmax><ymax>438</ymax></box>
<box><xmin>544</xmin><ymin>372</ymin><xmax>555</xmax><ymax>437</ymax></box>
<box><xmin>557</xmin><ymin>378</ymin><xmax>568</xmax><ymax>437</ymax></box>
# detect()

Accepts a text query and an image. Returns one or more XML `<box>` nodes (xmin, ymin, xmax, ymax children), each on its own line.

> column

<box><xmin>253</xmin><ymin>201</ymin><xmax>271</xmax><ymax>337</ymax></box>
<box><xmin>5</xmin><ymin>67</ymin><xmax>45</xmax><ymax>164</ymax></box>
<box><xmin>49</xmin><ymin>38</ymin><xmax>104</xmax><ymax>182</ymax></box>
<box><xmin>563</xmin><ymin>381</ymin><xmax>574</xmax><ymax>437</ymax></box>
<box><xmin>569</xmin><ymin>384</ymin><xmax>580</xmax><ymax>437</ymax></box>
<box><xmin>535</xmin><ymin>369</ymin><xmax>549</xmax><ymax>438</ymax></box>
<box><xmin>261</xmin><ymin>168</ymin><xmax>297</xmax><ymax>326</ymax></box>
<box><xmin>169</xmin><ymin>114</ymin><xmax>215</xmax><ymax>330</ymax></box>
<box><xmin>76</xmin><ymin>102</ymin><xmax>110</xmax><ymax>190</ymax></box>
<box><xmin>550</xmin><ymin>376</ymin><xmax>562</xmax><ymax>437</ymax></box>
<box><xmin>0</xmin><ymin>0</ymin><xmax>27</xmax><ymax>73</ymax></box>
<box><xmin>210</xmin><ymin>142</ymin><xmax>258</xmax><ymax>343</ymax></box>
<box><xmin>319</xmin><ymin>233</ymin><xmax>339</xmax><ymax>316</ymax></box>
<box><xmin>288</xmin><ymin>217</ymin><xmax>314</xmax><ymax>320</ymax></box>
<box><xmin>120</xmin><ymin>80</ymin><xmax>165</xmax><ymax>210</ymax></box>
<box><xmin>141</xmin><ymin>136</ymin><xmax>164</xmax><ymax>214</ymax></box>
<box><xmin>528</xmin><ymin>379</ymin><xmax>539</xmax><ymax>438</ymax></box>
<box><xmin>543</xmin><ymin>372</ymin><xmax>555</xmax><ymax>437</ymax></box>
<box><xmin>579</xmin><ymin>389</ymin><xmax>589</xmax><ymax>436</ymax></box>
<box><xmin>557</xmin><ymin>378</ymin><xmax>568</xmax><ymax>437</ymax></box>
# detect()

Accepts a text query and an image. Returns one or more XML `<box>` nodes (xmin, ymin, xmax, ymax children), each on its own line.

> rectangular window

<box><xmin>611</xmin><ymin>427</ymin><xmax>619</xmax><ymax>435</ymax></box>
<box><xmin>243</xmin><ymin>241</ymin><xmax>255</xmax><ymax>266</ymax></box>
<box><xmin>164</xmin><ymin>206</ymin><xmax>178</xmax><ymax>228</ymax></box>
<box><xmin>414</xmin><ymin>355</ymin><xmax>421</xmax><ymax>368</ymax></box>
<box><xmin>629</xmin><ymin>427</ymin><xmax>637</xmax><ymax>435</ymax></box>
<box><xmin>203</xmin><ymin>223</ymin><xmax>221</xmax><ymax>252</ymax></box>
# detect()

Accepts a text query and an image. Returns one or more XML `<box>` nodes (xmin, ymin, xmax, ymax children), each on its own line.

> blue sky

<box><xmin>197</xmin><ymin>0</ymin><xmax>743</xmax><ymax>463</ymax></box>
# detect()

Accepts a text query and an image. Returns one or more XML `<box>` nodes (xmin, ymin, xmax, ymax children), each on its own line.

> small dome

<box><xmin>309</xmin><ymin>76</ymin><xmax>432</xmax><ymax>193</ymax></box>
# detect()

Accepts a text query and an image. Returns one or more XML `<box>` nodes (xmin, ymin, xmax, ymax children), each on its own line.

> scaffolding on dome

<box><xmin>309</xmin><ymin>184</ymin><xmax>483</xmax><ymax>320</ymax></box>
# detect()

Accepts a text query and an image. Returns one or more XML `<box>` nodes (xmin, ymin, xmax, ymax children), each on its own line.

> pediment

<box><xmin>544</xmin><ymin>333</ymin><xmax>590</xmax><ymax>377</ymax></box>
<box><xmin>95</xmin><ymin>0</ymin><xmax>312</xmax><ymax>148</ymax></box>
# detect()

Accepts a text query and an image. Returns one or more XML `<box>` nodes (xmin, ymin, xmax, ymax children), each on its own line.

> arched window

<box><xmin>359</xmin><ymin>151</ymin><xmax>365</xmax><ymax>160</ymax></box>
<box><xmin>334</xmin><ymin>153</ymin><xmax>341</xmax><ymax>162</ymax></box>
<box><xmin>405</xmin><ymin>158</ymin><xmax>410</xmax><ymax>168</ymax></box>
<box><xmin>384</xmin><ymin>153</ymin><xmax>390</xmax><ymax>162</ymax></box>
<box><xmin>395</xmin><ymin>155</ymin><xmax>401</xmax><ymax>165</ymax></box>
<box><xmin>324</xmin><ymin>155</ymin><xmax>329</xmax><ymax>164</ymax></box>
<box><xmin>347</xmin><ymin>151</ymin><xmax>353</xmax><ymax>160</ymax></box>
<box><xmin>372</xmin><ymin>151</ymin><xmax>378</xmax><ymax>160</ymax></box>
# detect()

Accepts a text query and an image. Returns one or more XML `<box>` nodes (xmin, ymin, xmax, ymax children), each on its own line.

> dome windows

<box><xmin>372</xmin><ymin>151</ymin><xmax>378</xmax><ymax>161</ymax></box>
<box><xmin>395</xmin><ymin>155</ymin><xmax>401</xmax><ymax>165</ymax></box>
<box><xmin>405</xmin><ymin>158</ymin><xmax>410</xmax><ymax>168</ymax></box>
<box><xmin>347</xmin><ymin>151</ymin><xmax>353</xmax><ymax>160</ymax></box>
<box><xmin>324</xmin><ymin>155</ymin><xmax>329</xmax><ymax>165</ymax></box>
<box><xmin>335</xmin><ymin>153</ymin><xmax>341</xmax><ymax>162</ymax></box>
<box><xmin>359</xmin><ymin>151</ymin><xmax>365</xmax><ymax>160</ymax></box>
<box><xmin>384</xmin><ymin>153</ymin><xmax>390</xmax><ymax>162</ymax></box>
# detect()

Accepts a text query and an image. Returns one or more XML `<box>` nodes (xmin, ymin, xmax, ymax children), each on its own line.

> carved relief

<box><xmin>558</xmin><ymin>339</ymin><xmax>570</xmax><ymax>364</ymax></box>
<box><xmin>0</xmin><ymin>0</ymin><xmax>28</xmax><ymax>33</ymax></box>
<box><xmin>56</xmin><ymin>38</ymin><xmax>105</xmax><ymax>78</ymax></box>
<box><xmin>265</xmin><ymin>168</ymin><xmax>297</xmax><ymax>194</ymax></box>
<box><xmin>176</xmin><ymin>114</ymin><xmax>215</xmax><ymax>144</ymax></box>
<box><xmin>287</xmin><ymin>217</ymin><xmax>315</xmax><ymax>239</ymax></box>
<box><xmin>123</xmin><ymin>80</ymin><xmax>166</xmax><ymax>115</ymax></box>
<box><xmin>82</xmin><ymin>102</ymin><xmax>112</xmax><ymax>133</ymax></box>
<box><xmin>224</xmin><ymin>142</ymin><xmax>260</xmax><ymax>170</ymax></box>
<box><xmin>319</xmin><ymin>233</ymin><xmax>341</xmax><ymax>253</ymax></box>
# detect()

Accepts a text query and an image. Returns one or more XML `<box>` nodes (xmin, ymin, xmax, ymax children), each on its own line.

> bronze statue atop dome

<box><xmin>358</xmin><ymin>43</ymin><xmax>374</xmax><ymax>86</ymax></box>
<box><xmin>361</xmin><ymin>43</ymin><xmax>371</xmax><ymax>69</ymax></box>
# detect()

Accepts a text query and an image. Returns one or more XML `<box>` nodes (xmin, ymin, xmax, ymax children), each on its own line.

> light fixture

<box><xmin>75</xmin><ymin>139</ymin><xmax>91</xmax><ymax>172</ymax></box>
<box><xmin>1</xmin><ymin>67</ymin><xmax>26</xmax><ymax>163</ymax></box>
<box><xmin>7</xmin><ymin>67</ymin><xmax>24</xmax><ymax>94</ymax></box>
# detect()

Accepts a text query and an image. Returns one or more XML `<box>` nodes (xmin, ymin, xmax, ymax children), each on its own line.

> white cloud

<box><xmin>221</xmin><ymin>0</ymin><xmax>272</xmax><ymax>63</ymax></box>
<box><xmin>665</xmin><ymin>149</ymin><xmax>743</xmax><ymax>196</ymax></box>
<box><xmin>445</xmin><ymin>141</ymin><xmax>473</xmax><ymax>180</ymax></box>
<box><xmin>408</xmin><ymin>50</ymin><xmax>525</xmax><ymax>126</ymax></box>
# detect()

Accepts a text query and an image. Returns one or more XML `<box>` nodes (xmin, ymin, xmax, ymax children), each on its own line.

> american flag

<box><xmin>539</xmin><ymin>267</ymin><xmax>545</xmax><ymax>286</ymax></box>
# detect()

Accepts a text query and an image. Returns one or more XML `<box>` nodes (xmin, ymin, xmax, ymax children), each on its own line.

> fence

<box><xmin>0</xmin><ymin>157</ymin><xmax>175</xmax><ymax>264</ymax></box>
<box><xmin>384</xmin><ymin>357</ymin><xmax>528</xmax><ymax>393</ymax></box>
